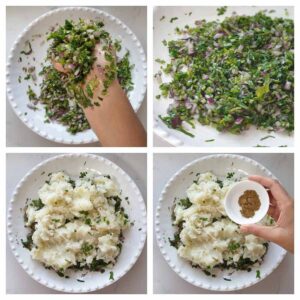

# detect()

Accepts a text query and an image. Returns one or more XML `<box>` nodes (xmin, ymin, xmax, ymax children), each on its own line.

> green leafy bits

<box><xmin>156</xmin><ymin>12</ymin><xmax>294</xmax><ymax>137</ymax></box>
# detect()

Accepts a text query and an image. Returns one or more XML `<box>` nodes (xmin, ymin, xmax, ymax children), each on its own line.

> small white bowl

<box><xmin>225</xmin><ymin>180</ymin><xmax>269</xmax><ymax>225</ymax></box>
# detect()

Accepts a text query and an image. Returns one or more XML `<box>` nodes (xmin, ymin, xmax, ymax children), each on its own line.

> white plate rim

<box><xmin>7</xmin><ymin>153</ymin><xmax>147</xmax><ymax>293</ymax></box>
<box><xmin>155</xmin><ymin>154</ymin><xmax>287</xmax><ymax>291</ymax></box>
<box><xmin>6</xmin><ymin>6</ymin><xmax>147</xmax><ymax>145</ymax></box>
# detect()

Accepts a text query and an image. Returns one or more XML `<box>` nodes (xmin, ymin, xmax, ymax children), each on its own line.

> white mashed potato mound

<box><xmin>25</xmin><ymin>171</ymin><xmax>129</xmax><ymax>272</ymax></box>
<box><xmin>173</xmin><ymin>172</ymin><xmax>269</xmax><ymax>270</ymax></box>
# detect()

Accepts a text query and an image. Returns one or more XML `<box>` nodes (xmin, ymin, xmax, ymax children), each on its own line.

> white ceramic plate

<box><xmin>155</xmin><ymin>154</ymin><xmax>286</xmax><ymax>291</ymax></box>
<box><xmin>153</xmin><ymin>6</ymin><xmax>294</xmax><ymax>147</ymax></box>
<box><xmin>7</xmin><ymin>7</ymin><xmax>147</xmax><ymax>144</ymax></box>
<box><xmin>7</xmin><ymin>154</ymin><xmax>147</xmax><ymax>293</ymax></box>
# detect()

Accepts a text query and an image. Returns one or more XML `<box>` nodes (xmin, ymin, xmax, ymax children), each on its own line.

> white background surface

<box><xmin>6</xmin><ymin>153</ymin><xmax>147</xmax><ymax>294</ymax></box>
<box><xmin>153</xmin><ymin>153</ymin><xmax>294</xmax><ymax>294</ymax></box>
<box><xmin>6</xmin><ymin>6</ymin><xmax>147</xmax><ymax>147</ymax></box>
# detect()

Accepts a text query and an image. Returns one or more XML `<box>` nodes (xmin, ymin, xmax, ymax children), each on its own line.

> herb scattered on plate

<box><xmin>156</xmin><ymin>11</ymin><xmax>294</xmax><ymax>137</ymax></box>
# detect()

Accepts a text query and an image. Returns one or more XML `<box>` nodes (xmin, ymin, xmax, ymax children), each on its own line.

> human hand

<box><xmin>240</xmin><ymin>175</ymin><xmax>294</xmax><ymax>253</ymax></box>
<box><xmin>53</xmin><ymin>42</ymin><xmax>118</xmax><ymax>104</ymax></box>
<box><xmin>53</xmin><ymin>42</ymin><xmax>146</xmax><ymax>147</ymax></box>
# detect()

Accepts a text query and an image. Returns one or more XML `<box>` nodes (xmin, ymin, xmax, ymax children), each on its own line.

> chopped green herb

<box><xmin>228</xmin><ymin>241</ymin><xmax>240</xmax><ymax>253</ymax></box>
<box><xmin>223</xmin><ymin>277</ymin><xmax>232</xmax><ymax>281</ymax></box>
<box><xmin>170</xmin><ymin>17</ymin><xmax>178</xmax><ymax>23</ymax></box>
<box><xmin>155</xmin><ymin>58</ymin><xmax>166</xmax><ymax>64</ymax></box>
<box><xmin>117</xmin><ymin>51</ymin><xmax>134</xmax><ymax>92</ymax></box>
<box><xmin>260</xmin><ymin>135</ymin><xmax>275</xmax><ymax>141</ymax></box>
<box><xmin>29</xmin><ymin>198</ymin><xmax>44</xmax><ymax>210</ymax></box>
<box><xmin>216</xmin><ymin>179</ymin><xmax>223</xmax><ymax>188</ymax></box>
<box><xmin>256</xmin><ymin>270</ymin><xmax>261</xmax><ymax>279</ymax></box>
<box><xmin>85</xmin><ymin>218</ymin><xmax>92</xmax><ymax>225</ymax></box>
<box><xmin>109</xmin><ymin>271</ymin><xmax>114</xmax><ymax>280</ymax></box>
<box><xmin>168</xmin><ymin>232</ymin><xmax>180</xmax><ymax>249</ymax></box>
<box><xmin>217</xmin><ymin>6</ymin><xmax>227</xmax><ymax>16</ymax></box>
<box><xmin>21</xmin><ymin>233</ymin><xmax>33</xmax><ymax>250</ymax></box>
<box><xmin>79</xmin><ymin>171</ymin><xmax>88</xmax><ymax>178</ymax></box>
<box><xmin>226</xmin><ymin>172</ymin><xmax>235</xmax><ymax>179</ymax></box>
<box><xmin>20</xmin><ymin>41</ymin><xmax>33</xmax><ymax>55</ymax></box>
<box><xmin>90</xmin><ymin>258</ymin><xmax>108</xmax><ymax>271</ymax></box>
<box><xmin>27</xmin><ymin>85</ymin><xmax>37</xmax><ymax>101</ymax></box>
<box><xmin>255</xmin><ymin>144</ymin><xmax>269</xmax><ymax>148</ymax></box>
<box><xmin>178</xmin><ymin>198</ymin><xmax>192</xmax><ymax>209</ymax></box>
<box><xmin>68</xmin><ymin>179</ymin><xmax>76</xmax><ymax>188</ymax></box>
<box><xmin>81</xmin><ymin>242</ymin><xmax>94</xmax><ymax>256</ymax></box>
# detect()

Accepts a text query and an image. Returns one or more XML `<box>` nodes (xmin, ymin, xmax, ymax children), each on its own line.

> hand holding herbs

<box><xmin>156</xmin><ymin>11</ymin><xmax>294</xmax><ymax>137</ymax></box>
<box><xmin>241</xmin><ymin>175</ymin><xmax>294</xmax><ymax>253</ymax></box>
<box><xmin>25</xmin><ymin>19</ymin><xmax>134</xmax><ymax>135</ymax></box>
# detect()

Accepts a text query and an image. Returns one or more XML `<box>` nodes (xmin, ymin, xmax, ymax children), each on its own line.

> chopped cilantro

<box><xmin>81</xmin><ymin>242</ymin><xmax>94</xmax><ymax>256</ymax></box>
<box><xmin>29</xmin><ymin>198</ymin><xmax>44</xmax><ymax>210</ymax></box>
<box><xmin>178</xmin><ymin>198</ymin><xmax>192</xmax><ymax>209</ymax></box>
<box><xmin>109</xmin><ymin>271</ymin><xmax>114</xmax><ymax>280</ymax></box>
<box><xmin>226</xmin><ymin>172</ymin><xmax>235</xmax><ymax>179</ymax></box>
<box><xmin>228</xmin><ymin>241</ymin><xmax>240</xmax><ymax>253</ymax></box>
<box><xmin>217</xmin><ymin>6</ymin><xmax>227</xmax><ymax>16</ymax></box>
<box><xmin>21</xmin><ymin>233</ymin><xmax>33</xmax><ymax>250</ymax></box>
<box><xmin>216</xmin><ymin>179</ymin><xmax>223</xmax><ymax>188</ymax></box>
<box><xmin>168</xmin><ymin>232</ymin><xmax>180</xmax><ymax>249</ymax></box>
<box><xmin>260</xmin><ymin>135</ymin><xmax>275</xmax><ymax>141</ymax></box>
<box><xmin>79</xmin><ymin>171</ymin><xmax>88</xmax><ymax>178</ymax></box>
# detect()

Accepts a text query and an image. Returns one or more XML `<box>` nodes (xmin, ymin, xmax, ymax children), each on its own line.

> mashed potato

<box><xmin>24</xmin><ymin>171</ymin><xmax>129</xmax><ymax>273</ymax></box>
<box><xmin>172</xmin><ymin>172</ymin><xmax>270</xmax><ymax>273</ymax></box>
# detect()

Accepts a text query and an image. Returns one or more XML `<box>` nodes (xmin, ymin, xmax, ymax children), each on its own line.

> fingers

<box><xmin>52</xmin><ymin>58</ymin><xmax>70</xmax><ymax>73</ymax></box>
<box><xmin>267</xmin><ymin>206</ymin><xmax>279</xmax><ymax>221</ymax></box>
<box><xmin>248</xmin><ymin>175</ymin><xmax>277</xmax><ymax>189</ymax></box>
<box><xmin>267</xmin><ymin>194</ymin><xmax>280</xmax><ymax>220</ymax></box>
<box><xmin>240</xmin><ymin>224</ymin><xmax>281</xmax><ymax>244</ymax></box>
<box><xmin>248</xmin><ymin>175</ymin><xmax>290</xmax><ymax>206</ymax></box>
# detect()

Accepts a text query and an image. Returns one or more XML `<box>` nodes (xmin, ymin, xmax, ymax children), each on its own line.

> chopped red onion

<box><xmin>235</xmin><ymin>117</ymin><xmax>243</xmax><ymax>125</ymax></box>
<box><xmin>207</xmin><ymin>97</ymin><xmax>215</xmax><ymax>105</ymax></box>
<box><xmin>171</xmin><ymin>116</ymin><xmax>182</xmax><ymax>128</ymax></box>
<box><xmin>68</xmin><ymin>64</ymin><xmax>76</xmax><ymax>70</ymax></box>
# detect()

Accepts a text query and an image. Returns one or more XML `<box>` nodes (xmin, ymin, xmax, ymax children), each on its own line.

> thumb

<box><xmin>240</xmin><ymin>224</ymin><xmax>279</xmax><ymax>243</ymax></box>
